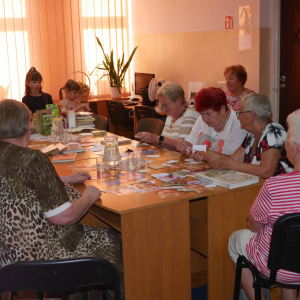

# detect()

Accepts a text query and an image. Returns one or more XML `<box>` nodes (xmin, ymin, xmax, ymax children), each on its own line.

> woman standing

<box><xmin>224</xmin><ymin>65</ymin><xmax>255</xmax><ymax>111</ymax></box>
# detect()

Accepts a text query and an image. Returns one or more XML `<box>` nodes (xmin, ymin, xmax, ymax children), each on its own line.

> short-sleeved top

<box><xmin>22</xmin><ymin>93</ymin><xmax>53</xmax><ymax>114</ymax></box>
<box><xmin>246</xmin><ymin>171</ymin><xmax>300</xmax><ymax>284</ymax></box>
<box><xmin>241</xmin><ymin>122</ymin><xmax>293</xmax><ymax>176</ymax></box>
<box><xmin>161</xmin><ymin>107</ymin><xmax>200</xmax><ymax>139</ymax></box>
<box><xmin>185</xmin><ymin>108</ymin><xmax>247</xmax><ymax>155</ymax></box>
<box><xmin>0</xmin><ymin>141</ymin><xmax>82</xmax><ymax>266</ymax></box>
<box><xmin>225</xmin><ymin>90</ymin><xmax>255</xmax><ymax>111</ymax></box>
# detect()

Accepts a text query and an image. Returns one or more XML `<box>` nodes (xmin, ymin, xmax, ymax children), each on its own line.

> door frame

<box><xmin>270</xmin><ymin>0</ymin><xmax>281</xmax><ymax>123</ymax></box>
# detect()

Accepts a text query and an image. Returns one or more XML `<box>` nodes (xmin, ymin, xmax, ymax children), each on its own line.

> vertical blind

<box><xmin>0</xmin><ymin>0</ymin><xmax>130</xmax><ymax>102</ymax></box>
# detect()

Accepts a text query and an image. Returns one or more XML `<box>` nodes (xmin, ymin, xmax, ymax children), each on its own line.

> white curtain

<box><xmin>0</xmin><ymin>0</ymin><xmax>130</xmax><ymax>102</ymax></box>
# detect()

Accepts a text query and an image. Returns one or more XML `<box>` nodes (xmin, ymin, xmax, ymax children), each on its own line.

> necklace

<box><xmin>209</xmin><ymin>110</ymin><xmax>229</xmax><ymax>149</ymax></box>
<box><xmin>170</xmin><ymin>103</ymin><xmax>188</xmax><ymax>129</ymax></box>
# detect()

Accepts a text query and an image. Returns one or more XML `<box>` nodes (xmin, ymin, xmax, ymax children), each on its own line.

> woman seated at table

<box><xmin>135</xmin><ymin>82</ymin><xmax>200</xmax><ymax>151</ymax></box>
<box><xmin>0</xmin><ymin>100</ymin><xmax>124</xmax><ymax>297</ymax></box>
<box><xmin>224</xmin><ymin>65</ymin><xmax>255</xmax><ymax>111</ymax></box>
<box><xmin>228</xmin><ymin>109</ymin><xmax>300</xmax><ymax>300</ymax></box>
<box><xmin>176</xmin><ymin>87</ymin><xmax>247</xmax><ymax>155</ymax></box>
<box><xmin>189</xmin><ymin>94</ymin><xmax>293</xmax><ymax>178</ymax></box>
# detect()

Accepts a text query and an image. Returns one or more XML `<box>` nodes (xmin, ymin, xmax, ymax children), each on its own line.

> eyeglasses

<box><xmin>236</xmin><ymin>111</ymin><xmax>252</xmax><ymax>118</ymax></box>
<box><xmin>158</xmin><ymin>101</ymin><xmax>173</xmax><ymax>110</ymax></box>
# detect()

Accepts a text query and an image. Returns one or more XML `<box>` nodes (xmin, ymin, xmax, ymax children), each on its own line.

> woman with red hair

<box><xmin>176</xmin><ymin>87</ymin><xmax>247</xmax><ymax>155</ymax></box>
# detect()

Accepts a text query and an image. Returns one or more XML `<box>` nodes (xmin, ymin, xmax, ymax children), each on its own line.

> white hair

<box><xmin>243</xmin><ymin>93</ymin><xmax>272</xmax><ymax>122</ymax></box>
<box><xmin>287</xmin><ymin>109</ymin><xmax>300</xmax><ymax>144</ymax></box>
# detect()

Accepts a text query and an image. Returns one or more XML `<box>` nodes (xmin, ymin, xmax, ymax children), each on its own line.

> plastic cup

<box><xmin>126</xmin><ymin>153</ymin><xmax>136</xmax><ymax>171</ymax></box>
<box><xmin>96</xmin><ymin>157</ymin><xmax>106</xmax><ymax>181</ymax></box>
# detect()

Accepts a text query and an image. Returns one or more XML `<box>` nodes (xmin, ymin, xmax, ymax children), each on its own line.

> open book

<box><xmin>194</xmin><ymin>170</ymin><xmax>259</xmax><ymax>189</ymax></box>
<box><xmin>63</xmin><ymin>143</ymin><xmax>85</xmax><ymax>153</ymax></box>
<box><xmin>41</xmin><ymin>143</ymin><xmax>68</xmax><ymax>155</ymax></box>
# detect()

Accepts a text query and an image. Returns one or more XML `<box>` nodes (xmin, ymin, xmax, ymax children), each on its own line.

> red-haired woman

<box><xmin>224</xmin><ymin>65</ymin><xmax>255</xmax><ymax>111</ymax></box>
<box><xmin>176</xmin><ymin>87</ymin><xmax>247</xmax><ymax>155</ymax></box>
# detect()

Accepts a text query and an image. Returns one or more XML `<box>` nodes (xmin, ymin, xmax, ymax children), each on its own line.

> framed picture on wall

<box><xmin>187</xmin><ymin>82</ymin><xmax>206</xmax><ymax>104</ymax></box>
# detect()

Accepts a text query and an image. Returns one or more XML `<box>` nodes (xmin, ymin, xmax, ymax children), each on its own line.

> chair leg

<box><xmin>103</xmin><ymin>289</ymin><xmax>113</xmax><ymax>300</ymax></box>
<box><xmin>9</xmin><ymin>292</ymin><xmax>18</xmax><ymax>300</ymax></box>
<box><xmin>37</xmin><ymin>291</ymin><xmax>44</xmax><ymax>300</ymax></box>
<box><xmin>233</xmin><ymin>257</ymin><xmax>243</xmax><ymax>300</ymax></box>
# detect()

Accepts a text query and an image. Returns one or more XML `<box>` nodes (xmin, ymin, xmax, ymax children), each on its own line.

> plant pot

<box><xmin>110</xmin><ymin>86</ymin><xmax>122</xmax><ymax>99</ymax></box>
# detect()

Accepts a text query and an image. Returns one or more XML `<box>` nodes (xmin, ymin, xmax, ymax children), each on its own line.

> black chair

<box><xmin>134</xmin><ymin>105</ymin><xmax>158</xmax><ymax>123</ymax></box>
<box><xmin>136</xmin><ymin>118</ymin><xmax>165</xmax><ymax>136</ymax></box>
<box><xmin>0</xmin><ymin>257</ymin><xmax>121</xmax><ymax>300</ymax></box>
<box><xmin>106</xmin><ymin>101</ymin><xmax>134</xmax><ymax>137</ymax></box>
<box><xmin>233</xmin><ymin>212</ymin><xmax>300</xmax><ymax>300</ymax></box>
<box><xmin>94</xmin><ymin>115</ymin><xmax>109</xmax><ymax>131</ymax></box>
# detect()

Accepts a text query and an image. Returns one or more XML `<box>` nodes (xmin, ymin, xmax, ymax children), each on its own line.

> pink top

<box><xmin>225</xmin><ymin>90</ymin><xmax>255</xmax><ymax>111</ymax></box>
<box><xmin>246</xmin><ymin>172</ymin><xmax>300</xmax><ymax>284</ymax></box>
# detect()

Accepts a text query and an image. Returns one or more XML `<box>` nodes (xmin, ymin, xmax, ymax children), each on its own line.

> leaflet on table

<box><xmin>125</xmin><ymin>181</ymin><xmax>161</xmax><ymax>193</ymax></box>
<box><xmin>156</xmin><ymin>189</ymin><xmax>181</xmax><ymax>199</ymax></box>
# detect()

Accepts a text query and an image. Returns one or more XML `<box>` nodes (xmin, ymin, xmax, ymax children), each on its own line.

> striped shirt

<box><xmin>246</xmin><ymin>171</ymin><xmax>300</xmax><ymax>284</ymax></box>
<box><xmin>161</xmin><ymin>107</ymin><xmax>200</xmax><ymax>139</ymax></box>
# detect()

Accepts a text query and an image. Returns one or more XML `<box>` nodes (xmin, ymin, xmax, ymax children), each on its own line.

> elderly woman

<box><xmin>176</xmin><ymin>87</ymin><xmax>247</xmax><ymax>155</ymax></box>
<box><xmin>0</xmin><ymin>100</ymin><xmax>124</xmax><ymax>296</ymax></box>
<box><xmin>228</xmin><ymin>109</ymin><xmax>300</xmax><ymax>300</ymax></box>
<box><xmin>224</xmin><ymin>65</ymin><xmax>255</xmax><ymax>111</ymax></box>
<box><xmin>190</xmin><ymin>94</ymin><xmax>293</xmax><ymax>178</ymax></box>
<box><xmin>135</xmin><ymin>82</ymin><xmax>200</xmax><ymax>151</ymax></box>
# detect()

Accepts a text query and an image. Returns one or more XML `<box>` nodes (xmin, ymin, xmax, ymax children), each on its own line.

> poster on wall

<box><xmin>239</xmin><ymin>5</ymin><xmax>253</xmax><ymax>50</ymax></box>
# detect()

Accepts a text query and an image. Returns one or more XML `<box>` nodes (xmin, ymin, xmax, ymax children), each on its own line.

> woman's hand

<box><xmin>61</xmin><ymin>171</ymin><xmax>91</xmax><ymax>185</ymax></box>
<box><xmin>186</xmin><ymin>150</ymin><xmax>205</xmax><ymax>162</ymax></box>
<box><xmin>206</xmin><ymin>150</ymin><xmax>230</xmax><ymax>169</ymax></box>
<box><xmin>135</xmin><ymin>132</ymin><xmax>158</xmax><ymax>144</ymax></box>
<box><xmin>176</xmin><ymin>138</ymin><xmax>188</xmax><ymax>153</ymax></box>
<box><xmin>82</xmin><ymin>185</ymin><xmax>102</xmax><ymax>203</ymax></box>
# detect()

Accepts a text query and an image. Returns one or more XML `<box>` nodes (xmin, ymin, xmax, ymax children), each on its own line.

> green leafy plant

<box><xmin>92</xmin><ymin>33</ymin><xmax>138</xmax><ymax>94</ymax></box>
<box><xmin>77</xmin><ymin>81</ymin><xmax>89</xmax><ymax>95</ymax></box>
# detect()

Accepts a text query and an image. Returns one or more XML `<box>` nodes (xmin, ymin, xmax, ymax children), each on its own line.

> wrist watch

<box><xmin>158</xmin><ymin>135</ymin><xmax>165</xmax><ymax>146</ymax></box>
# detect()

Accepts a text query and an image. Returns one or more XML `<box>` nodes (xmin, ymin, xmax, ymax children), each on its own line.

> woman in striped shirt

<box><xmin>135</xmin><ymin>82</ymin><xmax>200</xmax><ymax>151</ymax></box>
<box><xmin>228</xmin><ymin>109</ymin><xmax>300</xmax><ymax>300</ymax></box>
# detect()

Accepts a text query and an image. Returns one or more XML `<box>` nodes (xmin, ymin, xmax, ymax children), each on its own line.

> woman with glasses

<box><xmin>176</xmin><ymin>87</ymin><xmax>247</xmax><ymax>155</ymax></box>
<box><xmin>190</xmin><ymin>93</ymin><xmax>293</xmax><ymax>178</ymax></box>
<box><xmin>135</xmin><ymin>82</ymin><xmax>200</xmax><ymax>151</ymax></box>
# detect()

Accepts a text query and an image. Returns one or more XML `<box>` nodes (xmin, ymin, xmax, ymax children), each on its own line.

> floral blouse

<box><xmin>241</xmin><ymin>122</ymin><xmax>294</xmax><ymax>176</ymax></box>
<box><xmin>225</xmin><ymin>90</ymin><xmax>255</xmax><ymax>111</ymax></box>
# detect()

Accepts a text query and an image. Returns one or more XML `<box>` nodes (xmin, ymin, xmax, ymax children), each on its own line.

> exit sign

<box><xmin>225</xmin><ymin>16</ymin><xmax>233</xmax><ymax>29</ymax></box>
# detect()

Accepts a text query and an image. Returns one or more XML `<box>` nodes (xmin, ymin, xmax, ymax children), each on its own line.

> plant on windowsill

<box><xmin>91</xmin><ymin>33</ymin><xmax>138</xmax><ymax>98</ymax></box>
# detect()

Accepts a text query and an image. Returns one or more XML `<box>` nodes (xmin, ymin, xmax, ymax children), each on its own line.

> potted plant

<box><xmin>92</xmin><ymin>33</ymin><xmax>138</xmax><ymax>98</ymax></box>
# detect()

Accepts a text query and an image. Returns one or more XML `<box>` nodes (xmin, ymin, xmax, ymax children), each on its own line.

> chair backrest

<box><xmin>134</xmin><ymin>105</ymin><xmax>157</xmax><ymax>122</ymax></box>
<box><xmin>267</xmin><ymin>212</ymin><xmax>300</xmax><ymax>281</ymax></box>
<box><xmin>94</xmin><ymin>115</ymin><xmax>109</xmax><ymax>131</ymax></box>
<box><xmin>0</xmin><ymin>257</ymin><xmax>121</xmax><ymax>300</ymax></box>
<box><xmin>136</xmin><ymin>118</ymin><xmax>165</xmax><ymax>136</ymax></box>
<box><xmin>106</xmin><ymin>100</ymin><xmax>131</xmax><ymax>130</ymax></box>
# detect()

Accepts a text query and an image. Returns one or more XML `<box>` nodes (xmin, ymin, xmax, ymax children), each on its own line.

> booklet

<box><xmin>63</xmin><ymin>143</ymin><xmax>85</xmax><ymax>153</ymax></box>
<box><xmin>41</xmin><ymin>143</ymin><xmax>68</xmax><ymax>155</ymax></box>
<box><xmin>52</xmin><ymin>153</ymin><xmax>77</xmax><ymax>163</ymax></box>
<box><xmin>194</xmin><ymin>170</ymin><xmax>260</xmax><ymax>189</ymax></box>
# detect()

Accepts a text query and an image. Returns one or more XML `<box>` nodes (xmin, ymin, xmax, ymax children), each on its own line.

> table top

<box><xmin>53</xmin><ymin>144</ymin><xmax>264</xmax><ymax>215</ymax></box>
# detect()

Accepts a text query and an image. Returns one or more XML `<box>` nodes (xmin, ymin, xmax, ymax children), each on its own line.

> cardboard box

<box><xmin>41</xmin><ymin>115</ymin><xmax>52</xmax><ymax>135</ymax></box>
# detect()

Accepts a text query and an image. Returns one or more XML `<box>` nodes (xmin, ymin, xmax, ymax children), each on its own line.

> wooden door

<box><xmin>279</xmin><ymin>0</ymin><xmax>300</xmax><ymax>127</ymax></box>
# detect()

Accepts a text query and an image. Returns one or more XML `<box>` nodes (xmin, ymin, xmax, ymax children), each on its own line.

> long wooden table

<box><xmin>53</xmin><ymin>147</ymin><xmax>263</xmax><ymax>300</ymax></box>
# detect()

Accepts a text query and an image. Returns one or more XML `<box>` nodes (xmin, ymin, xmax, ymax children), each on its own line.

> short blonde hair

<box><xmin>156</xmin><ymin>82</ymin><xmax>185</xmax><ymax>104</ymax></box>
<box><xmin>0</xmin><ymin>100</ymin><xmax>30</xmax><ymax>139</ymax></box>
